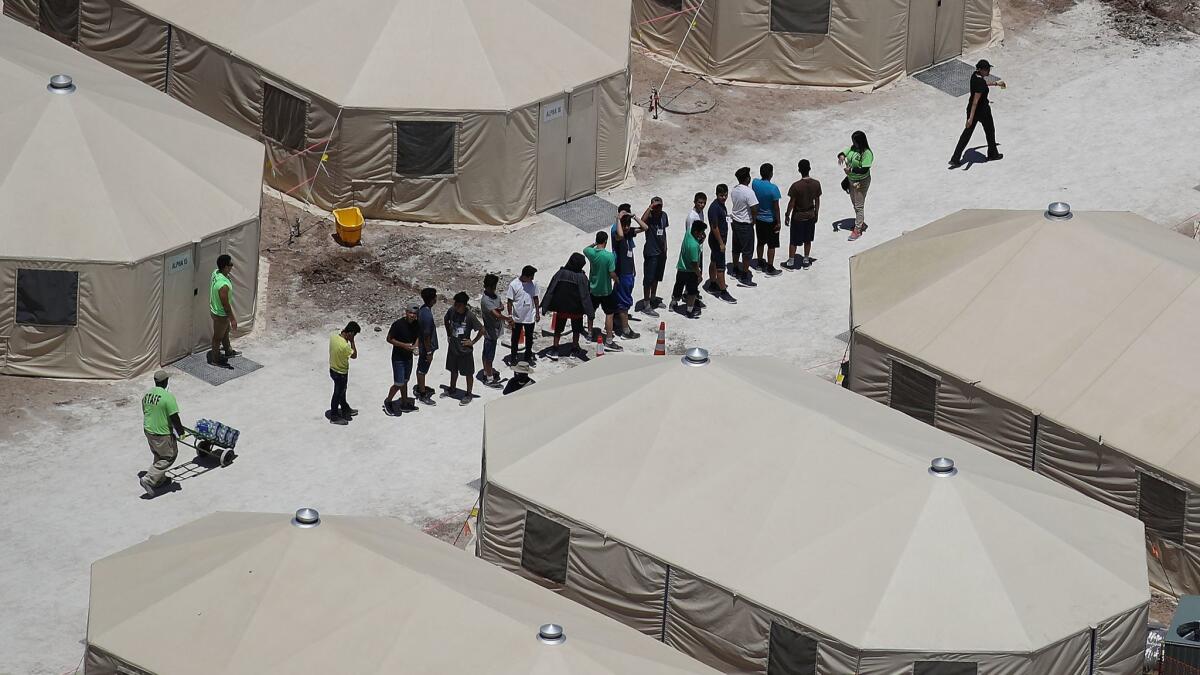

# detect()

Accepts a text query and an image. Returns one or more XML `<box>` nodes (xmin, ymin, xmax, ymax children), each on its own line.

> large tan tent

<box><xmin>633</xmin><ymin>0</ymin><xmax>1001</xmax><ymax>89</ymax></box>
<box><xmin>478</xmin><ymin>353</ymin><xmax>1150</xmax><ymax>675</ymax></box>
<box><xmin>0</xmin><ymin>17</ymin><xmax>261</xmax><ymax>379</ymax></box>
<box><xmin>847</xmin><ymin>206</ymin><xmax>1200</xmax><ymax>597</ymax></box>
<box><xmin>4</xmin><ymin>0</ymin><xmax>635</xmax><ymax>225</ymax></box>
<box><xmin>85</xmin><ymin>509</ymin><xmax>719</xmax><ymax>675</ymax></box>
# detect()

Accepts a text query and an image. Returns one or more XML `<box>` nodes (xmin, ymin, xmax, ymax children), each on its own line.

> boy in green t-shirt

<box><xmin>671</xmin><ymin>221</ymin><xmax>707</xmax><ymax>319</ymax></box>
<box><xmin>583</xmin><ymin>230</ymin><xmax>621</xmax><ymax>351</ymax></box>
<box><xmin>140</xmin><ymin>370</ymin><xmax>185</xmax><ymax>496</ymax></box>
<box><xmin>326</xmin><ymin>321</ymin><xmax>360</xmax><ymax>425</ymax></box>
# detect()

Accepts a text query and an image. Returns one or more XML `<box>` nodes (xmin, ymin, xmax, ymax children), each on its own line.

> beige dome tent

<box><xmin>6</xmin><ymin>0</ymin><xmax>635</xmax><ymax>225</ymax></box>
<box><xmin>0</xmin><ymin>18</ymin><xmax>262</xmax><ymax>379</ymax></box>
<box><xmin>478</xmin><ymin>354</ymin><xmax>1149</xmax><ymax>675</ymax></box>
<box><xmin>847</xmin><ymin>207</ymin><xmax>1200</xmax><ymax>596</ymax></box>
<box><xmin>84</xmin><ymin>510</ymin><xmax>719</xmax><ymax>675</ymax></box>
<box><xmin>633</xmin><ymin>0</ymin><xmax>1001</xmax><ymax>89</ymax></box>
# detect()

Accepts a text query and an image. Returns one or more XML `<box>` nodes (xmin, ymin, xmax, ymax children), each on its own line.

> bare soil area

<box><xmin>1002</xmin><ymin>0</ymin><xmax>1199</xmax><ymax>41</ymax></box>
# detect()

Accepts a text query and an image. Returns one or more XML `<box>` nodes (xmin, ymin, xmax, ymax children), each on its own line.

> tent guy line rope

<box><xmin>637</xmin><ymin>3</ymin><xmax>703</xmax><ymax>26</ymax></box>
<box><xmin>657</xmin><ymin>0</ymin><xmax>707</xmax><ymax>95</ymax></box>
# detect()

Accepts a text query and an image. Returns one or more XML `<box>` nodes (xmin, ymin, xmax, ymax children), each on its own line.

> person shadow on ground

<box><xmin>950</xmin><ymin>145</ymin><xmax>1000</xmax><ymax>171</ymax></box>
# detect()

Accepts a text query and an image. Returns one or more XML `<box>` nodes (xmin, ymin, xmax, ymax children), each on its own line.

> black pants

<box><xmin>951</xmin><ymin>105</ymin><xmax>998</xmax><ymax>162</ymax></box>
<box><xmin>511</xmin><ymin>322</ymin><xmax>534</xmax><ymax>362</ymax></box>
<box><xmin>672</xmin><ymin>270</ymin><xmax>700</xmax><ymax>301</ymax></box>
<box><xmin>329</xmin><ymin>369</ymin><xmax>351</xmax><ymax>418</ymax></box>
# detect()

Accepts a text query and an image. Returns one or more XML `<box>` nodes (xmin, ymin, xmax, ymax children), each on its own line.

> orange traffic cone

<box><xmin>654</xmin><ymin>322</ymin><xmax>666</xmax><ymax>356</ymax></box>
<box><xmin>596</xmin><ymin>334</ymin><xmax>605</xmax><ymax>358</ymax></box>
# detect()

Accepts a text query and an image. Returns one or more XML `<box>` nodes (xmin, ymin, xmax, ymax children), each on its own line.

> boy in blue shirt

<box><xmin>751</xmin><ymin>163</ymin><xmax>783</xmax><ymax>276</ymax></box>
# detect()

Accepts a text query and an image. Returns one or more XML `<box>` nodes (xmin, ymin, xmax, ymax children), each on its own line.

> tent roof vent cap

<box><xmin>538</xmin><ymin>623</ymin><xmax>565</xmax><ymax>645</ymax></box>
<box><xmin>1045</xmin><ymin>202</ymin><xmax>1072</xmax><ymax>220</ymax></box>
<box><xmin>682</xmin><ymin>347</ymin><xmax>710</xmax><ymax>367</ymax></box>
<box><xmin>929</xmin><ymin>457</ymin><xmax>958</xmax><ymax>477</ymax></box>
<box><xmin>47</xmin><ymin>74</ymin><xmax>76</xmax><ymax>94</ymax></box>
<box><xmin>292</xmin><ymin>507</ymin><xmax>321</xmax><ymax>528</ymax></box>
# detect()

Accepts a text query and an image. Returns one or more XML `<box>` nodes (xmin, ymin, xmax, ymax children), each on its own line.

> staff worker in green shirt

<box><xmin>839</xmin><ymin>130</ymin><xmax>873</xmax><ymax>242</ymax></box>
<box><xmin>583</xmin><ymin>231</ymin><xmax>621</xmax><ymax>351</ymax></box>
<box><xmin>140</xmin><ymin>369</ymin><xmax>186</xmax><ymax>497</ymax></box>
<box><xmin>671</xmin><ymin>221</ymin><xmax>707</xmax><ymax>319</ymax></box>
<box><xmin>208</xmin><ymin>254</ymin><xmax>238</xmax><ymax>368</ymax></box>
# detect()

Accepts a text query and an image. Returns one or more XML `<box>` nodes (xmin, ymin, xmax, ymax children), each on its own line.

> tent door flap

<box><xmin>536</xmin><ymin>97</ymin><xmax>569</xmax><ymax>211</ymax></box>
<box><xmin>933</xmin><ymin>0</ymin><xmax>966</xmax><ymax>65</ymax></box>
<box><xmin>160</xmin><ymin>244</ymin><xmax>196</xmax><ymax>364</ymax></box>
<box><xmin>565</xmin><ymin>87</ymin><xmax>598</xmax><ymax>201</ymax></box>
<box><xmin>906</xmin><ymin>0</ymin><xmax>939</xmax><ymax>73</ymax></box>
<box><xmin>192</xmin><ymin>237</ymin><xmax>223</xmax><ymax>352</ymax></box>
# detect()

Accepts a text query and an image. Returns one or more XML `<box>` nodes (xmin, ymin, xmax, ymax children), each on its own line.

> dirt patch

<box><xmin>260</xmin><ymin>195</ymin><xmax>489</xmax><ymax>330</ymax></box>
<box><xmin>1000</xmin><ymin>0</ymin><xmax>1078</xmax><ymax>31</ymax></box>
<box><xmin>1151</xmin><ymin>589</ymin><xmax>1179</xmax><ymax>626</ymax></box>
<box><xmin>630</xmin><ymin>50</ymin><xmax>858</xmax><ymax>178</ymax></box>
<box><xmin>1107</xmin><ymin>0</ymin><xmax>1200</xmax><ymax>41</ymax></box>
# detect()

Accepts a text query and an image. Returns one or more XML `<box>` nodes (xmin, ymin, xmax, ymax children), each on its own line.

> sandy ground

<box><xmin>3</xmin><ymin>1</ymin><xmax>1200</xmax><ymax>672</ymax></box>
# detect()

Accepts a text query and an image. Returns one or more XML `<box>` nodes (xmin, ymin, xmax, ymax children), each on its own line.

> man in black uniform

<box><xmin>949</xmin><ymin>59</ymin><xmax>1006</xmax><ymax>169</ymax></box>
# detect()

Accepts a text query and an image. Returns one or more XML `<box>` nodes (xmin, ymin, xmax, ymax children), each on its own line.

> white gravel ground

<box><xmin>2</xmin><ymin>2</ymin><xmax>1200</xmax><ymax>673</ymax></box>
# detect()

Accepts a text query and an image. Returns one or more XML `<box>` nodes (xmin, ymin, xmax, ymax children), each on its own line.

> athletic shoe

<box><xmin>348</xmin><ymin>408</ymin><xmax>359</xmax><ymax>417</ymax></box>
<box><xmin>780</xmin><ymin>259</ymin><xmax>798</xmax><ymax>270</ymax></box>
<box><xmin>622</xmin><ymin>329</ymin><xmax>641</xmax><ymax>340</ymax></box>
<box><xmin>695</xmin><ymin>298</ymin><xmax>706</xmax><ymax>309</ymax></box>
<box><xmin>605</xmin><ymin>339</ymin><xmax>624</xmax><ymax>352</ymax></box>
<box><xmin>459</xmin><ymin>397</ymin><xmax>472</xmax><ymax>406</ymax></box>
<box><xmin>719</xmin><ymin>290</ymin><xmax>738</xmax><ymax>304</ymax></box>
<box><xmin>383</xmin><ymin>401</ymin><xmax>401</xmax><ymax>417</ymax></box>
<box><xmin>140</xmin><ymin>475</ymin><xmax>158</xmax><ymax>497</ymax></box>
<box><xmin>686</xmin><ymin>308</ymin><xmax>701</xmax><ymax>319</ymax></box>
<box><xmin>765</xmin><ymin>266</ymin><xmax>783</xmax><ymax>277</ymax></box>
<box><xmin>987</xmin><ymin>153</ymin><xmax>1004</xmax><ymax>161</ymax></box>
<box><xmin>651</xmin><ymin>297</ymin><xmax>666</xmax><ymax>309</ymax></box>
<box><xmin>948</xmin><ymin>159</ymin><xmax>962</xmax><ymax>169</ymax></box>
<box><xmin>848</xmin><ymin>231</ymin><xmax>862</xmax><ymax>242</ymax></box>
<box><xmin>750</xmin><ymin>258</ymin><xmax>764</xmax><ymax>271</ymax></box>
<box><xmin>491</xmin><ymin>373</ymin><xmax>502</xmax><ymax>385</ymax></box>
<box><xmin>641</xmin><ymin>307</ymin><xmax>660</xmax><ymax>318</ymax></box>
<box><xmin>224</xmin><ymin>349</ymin><xmax>242</xmax><ymax>358</ymax></box>
<box><xmin>737</xmin><ymin>274</ymin><xmax>757</xmax><ymax>288</ymax></box>
<box><xmin>418</xmin><ymin>395</ymin><xmax>437</xmax><ymax>406</ymax></box>
<box><xmin>802</xmin><ymin>257</ymin><xmax>814</xmax><ymax>268</ymax></box>
<box><xmin>547</xmin><ymin>350</ymin><xmax>559</xmax><ymax>362</ymax></box>
<box><xmin>399</xmin><ymin>399</ymin><xmax>420</xmax><ymax>412</ymax></box>
<box><xmin>329</xmin><ymin>415</ymin><xmax>349</xmax><ymax>425</ymax></box>
<box><xmin>702</xmin><ymin>280</ymin><xmax>718</xmax><ymax>294</ymax></box>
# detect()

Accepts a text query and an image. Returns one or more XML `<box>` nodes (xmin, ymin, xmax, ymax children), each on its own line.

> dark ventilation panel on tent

<box><xmin>913</xmin><ymin>663</ymin><xmax>978</xmax><ymax>675</ymax></box>
<box><xmin>766</xmin><ymin>621</ymin><xmax>818</xmax><ymax>675</ymax></box>
<box><xmin>261</xmin><ymin>82</ymin><xmax>308</xmax><ymax>151</ymax></box>
<box><xmin>394</xmin><ymin>121</ymin><xmax>457</xmax><ymax>177</ymax></box>
<box><xmin>769</xmin><ymin>0</ymin><xmax>831</xmax><ymax>35</ymax></box>
<box><xmin>16</xmin><ymin>269</ymin><xmax>78</xmax><ymax>326</ymax></box>
<box><xmin>520</xmin><ymin>511</ymin><xmax>570</xmax><ymax>584</ymax></box>
<box><xmin>889</xmin><ymin>360</ymin><xmax>938</xmax><ymax>426</ymax></box>
<box><xmin>1139</xmin><ymin>472</ymin><xmax>1187</xmax><ymax>544</ymax></box>
<box><xmin>38</xmin><ymin>0</ymin><xmax>78</xmax><ymax>43</ymax></box>
<box><xmin>652</xmin><ymin>0</ymin><xmax>684</xmax><ymax>10</ymax></box>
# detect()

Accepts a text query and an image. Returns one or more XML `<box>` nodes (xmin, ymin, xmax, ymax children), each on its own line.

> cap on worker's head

<box><xmin>406</xmin><ymin>301</ymin><xmax>421</xmax><ymax>313</ymax></box>
<box><xmin>976</xmin><ymin>59</ymin><xmax>992</xmax><ymax>70</ymax></box>
<box><xmin>153</xmin><ymin>369</ymin><xmax>170</xmax><ymax>384</ymax></box>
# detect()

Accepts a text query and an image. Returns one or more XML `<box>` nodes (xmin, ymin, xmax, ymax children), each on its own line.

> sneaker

<box><xmin>140</xmin><ymin>475</ymin><xmax>158</xmax><ymax>497</ymax></box>
<box><xmin>750</xmin><ymin>258</ymin><xmax>764</xmax><ymax>271</ymax></box>
<box><xmin>780</xmin><ymin>259</ymin><xmax>798</xmax><ymax>270</ymax></box>
<box><xmin>224</xmin><ymin>349</ymin><xmax>242</xmax><ymax>358</ymax></box>
<box><xmin>604</xmin><ymin>339</ymin><xmax>624</xmax><ymax>352</ymax></box>
<box><xmin>383</xmin><ymin>401</ymin><xmax>401</xmax><ymax>417</ymax></box>
<box><xmin>685</xmin><ymin>307</ymin><xmax>701</xmax><ymax>319</ymax></box>
<box><xmin>651</xmin><ymin>297</ymin><xmax>666</xmax><ymax>309</ymax></box>
<box><xmin>459</xmin><ymin>396</ymin><xmax>472</xmax><ymax>406</ymax></box>
<box><xmin>547</xmin><ymin>350</ymin><xmax>559</xmax><ymax>362</ymax></box>
<box><xmin>399</xmin><ymin>398</ymin><xmax>420</xmax><ymax>412</ymax></box>
<box><xmin>491</xmin><ymin>373</ymin><xmax>502</xmax><ymax>385</ymax></box>
<box><xmin>640</xmin><ymin>307</ymin><xmax>660</xmax><ymax>318</ymax></box>
<box><xmin>848</xmin><ymin>230</ymin><xmax>862</xmax><ymax>242</ymax></box>
<box><xmin>622</xmin><ymin>329</ymin><xmax>641</xmax><ymax>340</ymax></box>
<box><xmin>719</xmin><ymin>290</ymin><xmax>738</xmax><ymax>304</ymax></box>
<box><xmin>765</xmin><ymin>265</ymin><xmax>783</xmax><ymax>277</ymax></box>
<box><xmin>418</xmin><ymin>394</ymin><xmax>437</xmax><ymax>406</ymax></box>
<box><xmin>802</xmin><ymin>256</ymin><xmax>814</xmax><ymax>268</ymax></box>
<box><xmin>987</xmin><ymin>153</ymin><xmax>1004</xmax><ymax>161</ymax></box>
<box><xmin>702</xmin><ymin>280</ymin><xmax>718</xmax><ymax>294</ymax></box>
<box><xmin>948</xmin><ymin>159</ymin><xmax>962</xmax><ymax>169</ymax></box>
<box><xmin>695</xmin><ymin>298</ymin><xmax>706</xmax><ymax>309</ymax></box>
<box><xmin>737</xmin><ymin>275</ymin><xmax>757</xmax><ymax>288</ymax></box>
<box><xmin>329</xmin><ymin>415</ymin><xmax>349</xmax><ymax>425</ymax></box>
<box><xmin>347</xmin><ymin>408</ymin><xmax>359</xmax><ymax>417</ymax></box>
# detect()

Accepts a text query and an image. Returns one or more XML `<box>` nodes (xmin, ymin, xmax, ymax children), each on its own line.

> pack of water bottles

<box><xmin>195</xmin><ymin>419</ymin><xmax>240</xmax><ymax>448</ymax></box>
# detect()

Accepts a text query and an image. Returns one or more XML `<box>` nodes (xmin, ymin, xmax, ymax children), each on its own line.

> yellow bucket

<box><xmin>333</xmin><ymin>207</ymin><xmax>363</xmax><ymax>246</ymax></box>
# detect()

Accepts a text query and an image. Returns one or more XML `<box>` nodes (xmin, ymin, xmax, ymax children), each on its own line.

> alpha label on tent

<box><xmin>167</xmin><ymin>251</ymin><xmax>192</xmax><ymax>275</ymax></box>
<box><xmin>542</xmin><ymin>100</ymin><xmax>565</xmax><ymax>123</ymax></box>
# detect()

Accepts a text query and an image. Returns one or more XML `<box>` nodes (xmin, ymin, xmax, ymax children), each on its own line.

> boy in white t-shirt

<box><xmin>505</xmin><ymin>265</ymin><xmax>540</xmax><ymax>366</ymax></box>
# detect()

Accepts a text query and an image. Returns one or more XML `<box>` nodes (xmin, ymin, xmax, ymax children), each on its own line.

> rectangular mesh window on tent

<box><xmin>39</xmin><ymin>0</ymin><xmax>79</xmax><ymax>43</ymax></box>
<box><xmin>889</xmin><ymin>360</ymin><xmax>938</xmax><ymax>425</ymax></box>
<box><xmin>394</xmin><ymin>121</ymin><xmax>456</xmax><ymax>177</ymax></box>
<box><xmin>913</xmin><ymin>663</ymin><xmax>979</xmax><ymax>675</ymax></box>
<box><xmin>261</xmin><ymin>82</ymin><xmax>308</xmax><ymax>151</ymax></box>
<box><xmin>652</xmin><ymin>0</ymin><xmax>684</xmax><ymax>10</ymax></box>
<box><xmin>520</xmin><ymin>511</ymin><xmax>570</xmax><ymax>584</ymax></box>
<box><xmin>767</xmin><ymin>622</ymin><xmax>818</xmax><ymax>675</ymax></box>
<box><xmin>16</xmin><ymin>269</ymin><xmax>78</xmax><ymax>326</ymax></box>
<box><xmin>1139</xmin><ymin>472</ymin><xmax>1187</xmax><ymax>544</ymax></box>
<box><xmin>770</xmin><ymin>0</ymin><xmax>831</xmax><ymax>34</ymax></box>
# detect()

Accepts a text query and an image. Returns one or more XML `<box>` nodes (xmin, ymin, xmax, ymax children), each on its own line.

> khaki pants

<box><xmin>144</xmin><ymin>432</ymin><xmax>178</xmax><ymax>486</ymax></box>
<box><xmin>849</xmin><ymin>175</ymin><xmax>871</xmax><ymax>229</ymax></box>
<box><xmin>210</xmin><ymin>313</ymin><xmax>232</xmax><ymax>359</ymax></box>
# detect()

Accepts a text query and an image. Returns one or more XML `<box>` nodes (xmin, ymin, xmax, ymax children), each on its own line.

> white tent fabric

<box><xmin>107</xmin><ymin>0</ymin><xmax>631</xmax><ymax>111</ymax></box>
<box><xmin>479</xmin><ymin>355</ymin><xmax>1149</xmax><ymax>674</ymax></box>
<box><xmin>85</xmin><ymin>511</ymin><xmax>719</xmax><ymax>675</ymax></box>
<box><xmin>0</xmin><ymin>17</ymin><xmax>262</xmax><ymax>378</ymax></box>
<box><xmin>847</xmin><ymin>208</ymin><xmax>1200</xmax><ymax>595</ymax></box>
<box><xmin>0</xmin><ymin>16</ymin><xmax>262</xmax><ymax>263</ymax></box>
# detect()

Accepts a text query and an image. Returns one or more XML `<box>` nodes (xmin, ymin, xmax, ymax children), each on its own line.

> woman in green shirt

<box><xmin>839</xmin><ymin>131</ymin><xmax>873</xmax><ymax>242</ymax></box>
